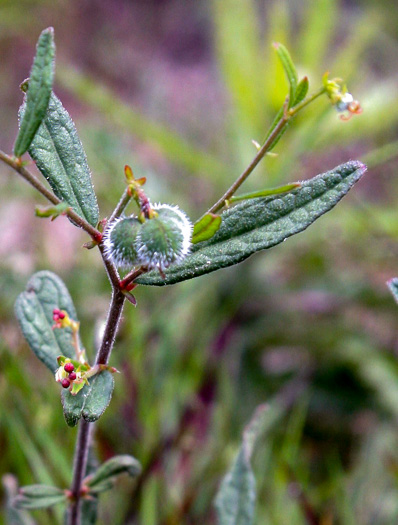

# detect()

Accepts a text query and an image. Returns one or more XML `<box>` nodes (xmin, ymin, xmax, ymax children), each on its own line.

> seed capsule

<box><xmin>136</xmin><ymin>204</ymin><xmax>192</xmax><ymax>270</ymax></box>
<box><xmin>61</xmin><ymin>378</ymin><xmax>70</xmax><ymax>388</ymax></box>
<box><xmin>68</xmin><ymin>372</ymin><xmax>77</xmax><ymax>381</ymax></box>
<box><xmin>103</xmin><ymin>204</ymin><xmax>192</xmax><ymax>272</ymax></box>
<box><xmin>103</xmin><ymin>217</ymin><xmax>142</xmax><ymax>268</ymax></box>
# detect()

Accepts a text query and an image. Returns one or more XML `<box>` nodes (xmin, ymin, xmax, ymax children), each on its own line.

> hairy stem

<box><xmin>65</xmin><ymin>420</ymin><xmax>94</xmax><ymax>525</ymax></box>
<box><xmin>67</xmin><ymin>284</ymin><xmax>125</xmax><ymax>524</ymax></box>
<box><xmin>0</xmin><ymin>150</ymin><xmax>102</xmax><ymax>241</ymax></box>
<box><xmin>95</xmin><ymin>289</ymin><xmax>126</xmax><ymax>365</ymax></box>
<box><xmin>98</xmin><ymin>243</ymin><xmax>121</xmax><ymax>289</ymax></box>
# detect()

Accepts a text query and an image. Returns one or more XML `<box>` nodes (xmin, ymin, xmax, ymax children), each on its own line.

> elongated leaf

<box><xmin>230</xmin><ymin>182</ymin><xmax>301</xmax><ymax>203</ymax></box>
<box><xmin>273</xmin><ymin>42</ymin><xmax>298</xmax><ymax>108</ymax></box>
<box><xmin>137</xmin><ymin>161</ymin><xmax>366</xmax><ymax>286</ymax></box>
<box><xmin>15</xmin><ymin>271</ymin><xmax>79</xmax><ymax>372</ymax></box>
<box><xmin>22</xmin><ymin>92</ymin><xmax>99</xmax><ymax>227</ymax></box>
<box><xmin>62</xmin><ymin>371</ymin><xmax>114</xmax><ymax>427</ymax></box>
<box><xmin>215</xmin><ymin>405</ymin><xmax>268</xmax><ymax>525</ymax></box>
<box><xmin>387</xmin><ymin>278</ymin><xmax>398</xmax><ymax>304</ymax></box>
<box><xmin>14</xmin><ymin>484</ymin><xmax>66</xmax><ymax>510</ymax></box>
<box><xmin>86</xmin><ymin>455</ymin><xmax>141</xmax><ymax>494</ymax></box>
<box><xmin>293</xmin><ymin>76</ymin><xmax>309</xmax><ymax>107</ymax></box>
<box><xmin>19</xmin><ymin>485</ymin><xmax>64</xmax><ymax>498</ymax></box>
<box><xmin>192</xmin><ymin>214</ymin><xmax>222</xmax><ymax>244</ymax></box>
<box><xmin>14</xmin><ymin>28</ymin><xmax>55</xmax><ymax>157</ymax></box>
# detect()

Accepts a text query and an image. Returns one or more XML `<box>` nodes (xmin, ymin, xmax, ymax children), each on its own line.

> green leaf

<box><xmin>230</xmin><ymin>182</ymin><xmax>301</xmax><ymax>203</ymax></box>
<box><xmin>137</xmin><ymin>161</ymin><xmax>366</xmax><ymax>286</ymax></box>
<box><xmin>35</xmin><ymin>202</ymin><xmax>70</xmax><ymax>220</ymax></box>
<box><xmin>61</xmin><ymin>385</ymin><xmax>86</xmax><ymax>427</ymax></box>
<box><xmin>387</xmin><ymin>278</ymin><xmax>398</xmax><ymax>304</ymax></box>
<box><xmin>273</xmin><ymin>42</ymin><xmax>298</xmax><ymax>108</ymax></box>
<box><xmin>86</xmin><ymin>455</ymin><xmax>142</xmax><ymax>494</ymax></box>
<box><xmin>22</xmin><ymin>92</ymin><xmax>99</xmax><ymax>227</ymax></box>
<box><xmin>293</xmin><ymin>76</ymin><xmax>309</xmax><ymax>106</ymax></box>
<box><xmin>14</xmin><ymin>271</ymin><xmax>80</xmax><ymax>372</ymax></box>
<box><xmin>82</xmin><ymin>371</ymin><xmax>114</xmax><ymax>422</ymax></box>
<box><xmin>14</xmin><ymin>484</ymin><xmax>66</xmax><ymax>510</ymax></box>
<box><xmin>215</xmin><ymin>405</ymin><xmax>269</xmax><ymax>525</ymax></box>
<box><xmin>62</xmin><ymin>371</ymin><xmax>114</xmax><ymax>427</ymax></box>
<box><xmin>192</xmin><ymin>214</ymin><xmax>222</xmax><ymax>244</ymax></box>
<box><xmin>14</xmin><ymin>28</ymin><xmax>55</xmax><ymax>157</ymax></box>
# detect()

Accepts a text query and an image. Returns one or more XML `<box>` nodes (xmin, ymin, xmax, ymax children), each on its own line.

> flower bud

<box><xmin>64</xmin><ymin>362</ymin><xmax>74</xmax><ymax>373</ymax></box>
<box><xmin>61</xmin><ymin>378</ymin><xmax>70</xmax><ymax>388</ymax></box>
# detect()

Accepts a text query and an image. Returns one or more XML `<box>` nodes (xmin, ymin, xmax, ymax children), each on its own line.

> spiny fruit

<box><xmin>103</xmin><ymin>204</ymin><xmax>192</xmax><ymax>272</ymax></box>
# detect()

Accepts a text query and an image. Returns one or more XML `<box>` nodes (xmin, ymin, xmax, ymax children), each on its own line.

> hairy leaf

<box><xmin>14</xmin><ymin>28</ymin><xmax>55</xmax><ymax>157</ymax></box>
<box><xmin>14</xmin><ymin>484</ymin><xmax>66</xmax><ymax>510</ymax></box>
<box><xmin>82</xmin><ymin>371</ymin><xmax>114</xmax><ymax>422</ymax></box>
<box><xmin>137</xmin><ymin>161</ymin><xmax>366</xmax><ymax>286</ymax></box>
<box><xmin>86</xmin><ymin>455</ymin><xmax>142</xmax><ymax>494</ymax></box>
<box><xmin>62</xmin><ymin>371</ymin><xmax>114</xmax><ymax>427</ymax></box>
<box><xmin>61</xmin><ymin>385</ymin><xmax>87</xmax><ymax>427</ymax></box>
<box><xmin>23</xmin><ymin>92</ymin><xmax>99</xmax><ymax>227</ymax></box>
<box><xmin>15</xmin><ymin>271</ymin><xmax>79</xmax><ymax>372</ymax></box>
<box><xmin>215</xmin><ymin>405</ymin><xmax>268</xmax><ymax>525</ymax></box>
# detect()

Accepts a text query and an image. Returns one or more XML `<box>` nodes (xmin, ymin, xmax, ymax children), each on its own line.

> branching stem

<box><xmin>0</xmin><ymin>150</ymin><xmax>102</xmax><ymax>241</ymax></box>
<box><xmin>205</xmin><ymin>87</ymin><xmax>326</xmax><ymax>216</ymax></box>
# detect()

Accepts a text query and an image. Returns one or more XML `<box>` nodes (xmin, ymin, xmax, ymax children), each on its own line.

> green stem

<box><xmin>108</xmin><ymin>188</ymin><xmax>132</xmax><ymax>223</ymax></box>
<box><xmin>0</xmin><ymin>150</ymin><xmax>102</xmax><ymax>241</ymax></box>
<box><xmin>205</xmin><ymin>111</ymin><xmax>289</xmax><ymax>215</ymax></box>
<box><xmin>289</xmin><ymin>87</ymin><xmax>326</xmax><ymax>116</ymax></box>
<box><xmin>205</xmin><ymin>87</ymin><xmax>326</xmax><ymax>216</ymax></box>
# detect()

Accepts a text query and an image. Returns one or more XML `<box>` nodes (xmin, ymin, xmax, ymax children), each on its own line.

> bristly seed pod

<box><xmin>103</xmin><ymin>217</ymin><xmax>142</xmax><ymax>268</ymax></box>
<box><xmin>103</xmin><ymin>204</ymin><xmax>192</xmax><ymax>272</ymax></box>
<box><xmin>136</xmin><ymin>204</ymin><xmax>192</xmax><ymax>271</ymax></box>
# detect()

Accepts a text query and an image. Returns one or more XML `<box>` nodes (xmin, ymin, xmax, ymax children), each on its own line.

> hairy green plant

<box><xmin>0</xmin><ymin>27</ymin><xmax>367</xmax><ymax>525</ymax></box>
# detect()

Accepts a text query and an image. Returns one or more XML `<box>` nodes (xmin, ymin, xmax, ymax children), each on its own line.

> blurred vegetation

<box><xmin>1</xmin><ymin>0</ymin><xmax>398</xmax><ymax>523</ymax></box>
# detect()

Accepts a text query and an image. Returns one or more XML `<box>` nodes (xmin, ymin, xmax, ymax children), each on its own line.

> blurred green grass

<box><xmin>1</xmin><ymin>0</ymin><xmax>398</xmax><ymax>523</ymax></box>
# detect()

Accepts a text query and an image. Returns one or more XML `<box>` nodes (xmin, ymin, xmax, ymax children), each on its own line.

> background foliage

<box><xmin>1</xmin><ymin>0</ymin><xmax>398</xmax><ymax>523</ymax></box>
